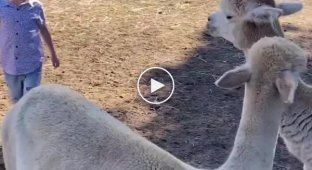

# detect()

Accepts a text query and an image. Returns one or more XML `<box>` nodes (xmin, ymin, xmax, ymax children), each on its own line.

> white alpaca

<box><xmin>2</xmin><ymin>85</ymin><xmax>200</xmax><ymax>170</ymax></box>
<box><xmin>1</xmin><ymin>37</ymin><xmax>307</xmax><ymax>170</ymax></box>
<box><xmin>207</xmin><ymin>11</ymin><xmax>235</xmax><ymax>43</ymax></box>
<box><xmin>219</xmin><ymin>0</ymin><xmax>303</xmax><ymax>18</ymax></box>
<box><xmin>207</xmin><ymin>1</ymin><xmax>303</xmax><ymax>53</ymax></box>
<box><xmin>217</xmin><ymin>25</ymin><xmax>312</xmax><ymax>169</ymax></box>
<box><xmin>208</xmin><ymin>1</ymin><xmax>312</xmax><ymax>169</ymax></box>
<box><xmin>215</xmin><ymin>36</ymin><xmax>308</xmax><ymax>170</ymax></box>
<box><xmin>279</xmin><ymin>78</ymin><xmax>312</xmax><ymax>170</ymax></box>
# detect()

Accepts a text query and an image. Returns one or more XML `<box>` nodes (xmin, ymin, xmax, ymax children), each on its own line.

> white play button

<box><xmin>151</xmin><ymin>79</ymin><xmax>165</xmax><ymax>93</ymax></box>
<box><xmin>137</xmin><ymin>67</ymin><xmax>175</xmax><ymax>105</ymax></box>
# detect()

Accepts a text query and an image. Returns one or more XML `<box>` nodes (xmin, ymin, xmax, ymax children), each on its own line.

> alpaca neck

<box><xmin>217</xmin><ymin>85</ymin><xmax>285</xmax><ymax>170</ymax></box>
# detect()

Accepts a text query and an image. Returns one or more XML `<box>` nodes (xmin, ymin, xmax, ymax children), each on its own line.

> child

<box><xmin>0</xmin><ymin>0</ymin><xmax>60</xmax><ymax>103</ymax></box>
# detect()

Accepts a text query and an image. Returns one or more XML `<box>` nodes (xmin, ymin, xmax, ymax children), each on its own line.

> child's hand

<box><xmin>51</xmin><ymin>54</ymin><xmax>60</xmax><ymax>68</ymax></box>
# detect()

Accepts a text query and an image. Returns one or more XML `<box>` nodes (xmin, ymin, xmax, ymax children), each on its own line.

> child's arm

<box><xmin>40</xmin><ymin>25</ymin><xmax>60</xmax><ymax>68</ymax></box>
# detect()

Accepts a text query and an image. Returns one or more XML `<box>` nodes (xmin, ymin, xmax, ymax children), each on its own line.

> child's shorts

<box><xmin>4</xmin><ymin>66</ymin><xmax>42</xmax><ymax>103</ymax></box>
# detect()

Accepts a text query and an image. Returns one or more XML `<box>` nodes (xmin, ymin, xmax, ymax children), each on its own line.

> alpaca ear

<box><xmin>277</xmin><ymin>2</ymin><xmax>303</xmax><ymax>16</ymax></box>
<box><xmin>215</xmin><ymin>65</ymin><xmax>251</xmax><ymax>89</ymax></box>
<box><xmin>245</xmin><ymin>6</ymin><xmax>283</xmax><ymax>23</ymax></box>
<box><xmin>275</xmin><ymin>71</ymin><xmax>299</xmax><ymax>104</ymax></box>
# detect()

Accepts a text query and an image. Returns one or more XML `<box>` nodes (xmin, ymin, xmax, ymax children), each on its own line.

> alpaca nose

<box><xmin>208</xmin><ymin>17</ymin><xmax>211</xmax><ymax>22</ymax></box>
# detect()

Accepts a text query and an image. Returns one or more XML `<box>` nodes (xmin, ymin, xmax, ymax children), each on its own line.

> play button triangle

<box><xmin>151</xmin><ymin>78</ymin><xmax>165</xmax><ymax>93</ymax></box>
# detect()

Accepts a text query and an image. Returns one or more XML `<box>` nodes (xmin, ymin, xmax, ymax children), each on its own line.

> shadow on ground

<box><xmin>0</xmin><ymin>1</ymin><xmax>311</xmax><ymax>169</ymax></box>
<box><xmin>0</xmin><ymin>14</ymin><xmax>309</xmax><ymax>170</ymax></box>
<box><xmin>0</xmin><ymin>25</ymin><xmax>307</xmax><ymax>170</ymax></box>
<box><xmin>128</xmin><ymin>29</ymin><xmax>305</xmax><ymax>169</ymax></box>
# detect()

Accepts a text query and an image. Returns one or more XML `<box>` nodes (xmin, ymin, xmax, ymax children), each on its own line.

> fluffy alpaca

<box><xmin>207</xmin><ymin>1</ymin><xmax>303</xmax><ymax>53</ymax></box>
<box><xmin>209</xmin><ymin>1</ymin><xmax>312</xmax><ymax>169</ymax></box>
<box><xmin>278</xmin><ymin>73</ymin><xmax>312</xmax><ymax>170</ymax></box>
<box><xmin>220</xmin><ymin>0</ymin><xmax>276</xmax><ymax>16</ymax></box>
<box><xmin>215</xmin><ymin>36</ymin><xmax>308</xmax><ymax>170</ymax></box>
<box><xmin>2</xmin><ymin>85</ymin><xmax>200</xmax><ymax>170</ymax></box>
<box><xmin>2</xmin><ymin>37</ymin><xmax>307</xmax><ymax>170</ymax></box>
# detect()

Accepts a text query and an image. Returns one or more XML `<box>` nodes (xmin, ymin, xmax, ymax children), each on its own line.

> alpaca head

<box><xmin>207</xmin><ymin>11</ymin><xmax>235</xmax><ymax>42</ymax></box>
<box><xmin>219</xmin><ymin>0</ymin><xmax>276</xmax><ymax>18</ymax></box>
<box><xmin>219</xmin><ymin>0</ymin><xmax>303</xmax><ymax>20</ymax></box>
<box><xmin>215</xmin><ymin>37</ymin><xmax>308</xmax><ymax>104</ymax></box>
<box><xmin>207</xmin><ymin>2</ymin><xmax>303</xmax><ymax>51</ymax></box>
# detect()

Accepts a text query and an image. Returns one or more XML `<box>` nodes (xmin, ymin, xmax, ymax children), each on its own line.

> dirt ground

<box><xmin>1</xmin><ymin>0</ymin><xmax>312</xmax><ymax>169</ymax></box>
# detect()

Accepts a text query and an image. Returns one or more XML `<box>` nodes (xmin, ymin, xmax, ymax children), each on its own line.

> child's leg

<box><xmin>4</xmin><ymin>73</ymin><xmax>24</xmax><ymax>103</ymax></box>
<box><xmin>23</xmin><ymin>66</ymin><xmax>42</xmax><ymax>95</ymax></box>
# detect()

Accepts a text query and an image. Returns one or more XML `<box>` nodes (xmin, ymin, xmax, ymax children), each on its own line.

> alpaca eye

<box><xmin>226</xmin><ymin>16</ymin><xmax>233</xmax><ymax>20</ymax></box>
